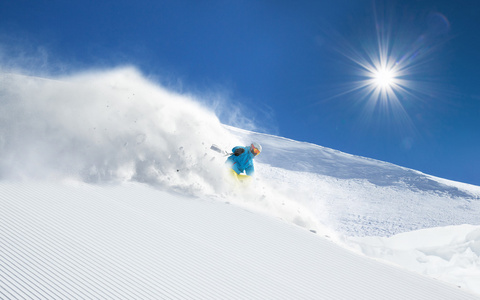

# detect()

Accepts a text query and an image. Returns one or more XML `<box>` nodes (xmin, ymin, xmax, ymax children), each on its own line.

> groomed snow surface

<box><xmin>1</xmin><ymin>68</ymin><xmax>480</xmax><ymax>299</ymax></box>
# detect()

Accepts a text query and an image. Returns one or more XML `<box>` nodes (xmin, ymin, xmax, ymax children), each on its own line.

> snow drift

<box><xmin>1</xmin><ymin>67</ymin><xmax>480</xmax><ymax>297</ymax></box>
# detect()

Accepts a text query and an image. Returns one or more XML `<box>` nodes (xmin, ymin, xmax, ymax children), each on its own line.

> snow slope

<box><xmin>1</xmin><ymin>181</ymin><xmax>478</xmax><ymax>299</ymax></box>
<box><xmin>1</xmin><ymin>68</ymin><xmax>479</xmax><ymax>298</ymax></box>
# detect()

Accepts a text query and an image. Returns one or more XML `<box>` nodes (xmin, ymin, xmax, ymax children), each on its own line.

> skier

<box><xmin>225</xmin><ymin>142</ymin><xmax>262</xmax><ymax>183</ymax></box>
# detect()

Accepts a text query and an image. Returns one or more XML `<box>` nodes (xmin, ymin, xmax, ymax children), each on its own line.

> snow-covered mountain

<box><xmin>1</xmin><ymin>68</ymin><xmax>479</xmax><ymax>298</ymax></box>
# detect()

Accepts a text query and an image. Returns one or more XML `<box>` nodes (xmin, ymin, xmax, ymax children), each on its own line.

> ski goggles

<box><xmin>250</xmin><ymin>144</ymin><xmax>261</xmax><ymax>156</ymax></box>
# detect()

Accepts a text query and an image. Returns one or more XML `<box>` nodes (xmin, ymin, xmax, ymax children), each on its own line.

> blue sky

<box><xmin>1</xmin><ymin>0</ymin><xmax>479</xmax><ymax>186</ymax></box>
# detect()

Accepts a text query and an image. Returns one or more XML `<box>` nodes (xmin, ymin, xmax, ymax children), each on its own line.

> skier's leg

<box><xmin>236</xmin><ymin>174</ymin><xmax>252</xmax><ymax>185</ymax></box>
<box><xmin>229</xmin><ymin>168</ymin><xmax>240</xmax><ymax>182</ymax></box>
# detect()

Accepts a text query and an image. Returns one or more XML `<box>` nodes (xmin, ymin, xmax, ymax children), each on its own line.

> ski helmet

<box><xmin>250</xmin><ymin>142</ymin><xmax>262</xmax><ymax>156</ymax></box>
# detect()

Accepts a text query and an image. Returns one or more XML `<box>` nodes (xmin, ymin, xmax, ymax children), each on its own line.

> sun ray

<box><xmin>305</xmin><ymin>5</ymin><xmax>449</xmax><ymax>140</ymax></box>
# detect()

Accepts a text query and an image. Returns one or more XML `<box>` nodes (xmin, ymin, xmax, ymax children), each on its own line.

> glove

<box><xmin>234</xmin><ymin>148</ymin><xmax>245</xmax><ymax>156</ymax></box>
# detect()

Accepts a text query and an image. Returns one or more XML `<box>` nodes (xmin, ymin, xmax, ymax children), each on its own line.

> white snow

<box><xmin>1</xmin><ymin>67</ymin><xmax>479</xmax><ymax>299</ymax></box>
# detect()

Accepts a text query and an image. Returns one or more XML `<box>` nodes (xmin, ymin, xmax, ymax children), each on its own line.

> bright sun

<box><xmin>373</xmin><ymin>67</ymin><xmax>396</xmax><ymax>89</ymax></box>
<box><xmin>321</xmin><ymin>5</ymin><xmax>449</xmax><ymax>133</ymax></box>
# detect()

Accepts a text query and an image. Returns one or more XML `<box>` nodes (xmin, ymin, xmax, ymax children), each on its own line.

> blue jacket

<box><xmin>225</xmin><ymin>146</ymin><xmax>256</xmax><ymax>176</ymax></box>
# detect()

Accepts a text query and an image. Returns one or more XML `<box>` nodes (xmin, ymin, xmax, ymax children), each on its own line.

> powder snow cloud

<box><xmin>0</xmin><ymin>67</ymin><xmax>241</xmax><ymax>193</ymax></box>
